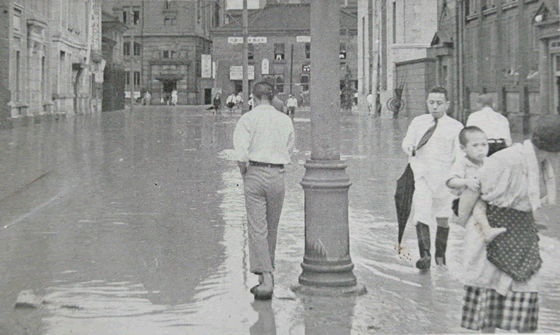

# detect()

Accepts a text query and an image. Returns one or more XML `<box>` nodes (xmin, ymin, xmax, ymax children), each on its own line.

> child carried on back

<box><xmin>446</xmin><ymin>126</ymin><xmax>507</xmax><ymax>243</ymax></box>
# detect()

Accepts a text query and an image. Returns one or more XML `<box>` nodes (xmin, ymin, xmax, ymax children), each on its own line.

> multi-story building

<box><xmin>357</xmin><ymin>0</ymin><xmax>438</xmax><ymax>117</ymax></box>
<box><xmin>430</xmin><ymin>0</ymin><xmax>559</xmax><ymax>132</ymax></box>
<box><xmin>0</xmin><ymin>0</ymin><xmax>102</xmax><ymax>128</ymax></box>
<box><xmin>211</xmin><ymin>3</ymin><xmax>358</xmax><ymax>104</ymax></box>
<box><xmin>51</xmin><ymin>0</ymin><xmax>104</xmax><ymax>116</ymax></box>
<box><xmin>102</xmin><ymin>10</ymin><xmax>128</xmax><ymax>111</ymax></box>
<box><xmin>105</xmin><ymin>0</ymin><xmax>221</xmax><ymax>105</ymax></box>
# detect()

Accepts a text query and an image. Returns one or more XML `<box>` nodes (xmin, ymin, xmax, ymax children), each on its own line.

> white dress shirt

<box><xmin>233</xmin><ymin>104</ymin><xmax>295</xmax><ymax>164</ymax></box>
<box><xmin>402</xmin><ymin>114</ymin><xmax>463</xmax><ymax>195</ymax></box>
<box><xmin>466</xmin><ymin>107</ymin><xmax>512</xmax><ymax>146</ymax></box>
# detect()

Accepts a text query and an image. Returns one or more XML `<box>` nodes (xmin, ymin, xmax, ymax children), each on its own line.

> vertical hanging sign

<box><xmin>262</xmin><ymin>58</ymin><xmax>269</xmax><ymax>75</ymax></box>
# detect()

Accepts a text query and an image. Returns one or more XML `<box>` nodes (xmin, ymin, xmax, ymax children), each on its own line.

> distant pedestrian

<box><xmin>401</xmin><ymin>87</ymin><xmax>463</xmax><ymax>269</ymax></box>
<box><xmin>248</xmin><ymin>93</ymin><xmax>254</xmax><ymax>111</ymax></box>
<box><xmin>144</xmin><ymin>91</ymin><xmax>151</xmax><ymax>106</ymax></box>
<box><xmin>467</xmin><ymin>94</ymin><xmax>512</xmax><ymax>156</ymax></box>
<box><xmin>366</xmin><ymin>92</ymin><xmax>373</xmax><ymax>114</ymax></box>
<box><xmin>236</xmin><ymin>92</ymin><xmax>243</xmax><ymax>111</ymax></box>
<box><xmin>226</xmin><ymin>93</ymin><xmax>236</xmax><ymax>113</ymax></box>
<box><xmin>213</xmin><ymin>92</ymin><xmax>222</xmax><ymax>114</ymax></box>
<box><xmin>233</xmin><ymin>81</ymin><xmax>295</xmax><ymax>300</ymax></box>
<box><xmin>286</xmin><ymin>94</ymin><xmax>298</xmax><ymax>119</ymax></box>
<box><xmin>457</xmin><ymin>115</ymin><xmax>560</xmax><ymax>333</ymax></box>
<box><xmin>171</xmin><ymin>90</ymin><xmax>178</xmax><ymax>106</ymax></box>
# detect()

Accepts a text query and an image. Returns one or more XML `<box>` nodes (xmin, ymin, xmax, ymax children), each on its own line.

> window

<box><xmin>122</xmin><ymin>9</ymin><xmax>128</xmax><ymax>24</ymax></box>
<box><xmin>15</xmin><ymin>51</ymin><xmax>20</xmax><ymax>101</ymax></box>
<box><xmin>123</xmin><ymin>41</ymin><xmax>130</xmax><ymax>56</ymax></box>
<box><xmin>133</xmin><ymin>9</ymin><xmax>140</xmax><ymax>25</ymax></box>
<box><xmin>305</xmin><ymin>43</ymin><xmax>310</xmax><ymax>59</ymax></box>
<box><xmin>171</xmin><ymin>51</ymin><xmax>177</xmax><ymax>59</ymax></box>
<box><xmin>126</xmin><ymin>72</ymin><xmax>131</xmax><ymax>86</ymax></box>
<box><xmin>134</xmin><ymin>71</ymin><xmax>141</xmax><ymax>86</ymax></box>
<box><xmin>134</xmin><ymin>42</ymin><xmax>141</xmax><ymax>56</ymax></box>
<box><xmin>300</xmin><ymin>74</ymin><xmax>309</xmax><ymax>92</ymax></box>
<box><xmin>163</xmin><ymin>50</ymin><xmax>169</xmax><ymax>58</ymax></box>
<box><xmin>164</xmin><ymin>0</ymin><xmax>175</xmax><ymax>9</ymax></box>
<box><xmin>248</xmin><ymin>44</ymin><xmax>254</xmax><ymax>60</ymax></box>
<box><xmin>339</xmin><ymin>43</ymin><xmax>347</xmax><ymax>60</ymax></box>
<box><xmin>274</xmin><ymin>43</ymin><xmax>285</xmax><ymax>61</ymax></box>
<box><xmin>13</xmin><ymin>8</ymin><xmax>21</xmax><ymax>32</ymax></box>
<box><xmin>392</xmin><ymin>2</ymin><xmax>396</xmax><ymax>43</ymax></box>
<box><xmin>213</xmin><ymin>2</ymin><xmax>220</xmax><ymax>27</ymax></box>
<box><xmin>164</xmin><ymin>17</ymin><xmax>176</xmax><ymax>26</ymax></box>
<box><xmin>275</xmin><ymin>76</ymin><xmax>284</xmax><ymax>93</ymax></box>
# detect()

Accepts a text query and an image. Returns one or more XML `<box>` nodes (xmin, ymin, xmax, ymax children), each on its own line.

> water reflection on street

<box><xmin>0</xmin><ymin>106</ymin><xmax>559</xmax><ymax>334</ymax></box>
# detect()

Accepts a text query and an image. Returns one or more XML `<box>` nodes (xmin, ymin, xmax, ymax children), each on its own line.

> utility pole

<box><xmin>518</xmin><ymin>0</ymin><xmax>529</xmax><ymax>134</ymax></box>
<box><xmin>130</xmin><ymin>28</ymin><xmax>134</xmax><ymax>112</ymax></box>
<box><xmin>293</xmin><ymin>0</ymin><xmax>365</xmax><ymax>296</ymax></box>
<box><xmin>367</xmin><ymin>0</ymin><xmax>373</xmax><ymax>94</ymax></box>
<box><xmin>242</xmin><ymin>0</ymin><xmax>249</xmax><ymax>114</ymax></box>
<box><xmin>289</xmin><ymin>44</ymin><xmax>294</xmax><ymax>94</ymax></box>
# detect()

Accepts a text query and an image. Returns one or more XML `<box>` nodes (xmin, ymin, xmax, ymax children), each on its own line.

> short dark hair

<box><xmin>477</xmin><ymin>94</ymin><xmax>493</xmax><ymax>108</ymax></box>
<box><xmin>428</xmin><ymin>87</ymin><xmax>448</xmax><ymax>101</ymax></box>
<box><xmin>252</xmin><ymin>81</ymin><xmax>274</xmax><ymax>102</ymax></box>
<box><xmin>459</xmin><ymin>126</ymin><xmax>486</xmax><ymax>146</ymax></box>
<box><xmin>531</xmin><ymin>115</ymin><xmax>560</xmax><ymax>153</ymax></box>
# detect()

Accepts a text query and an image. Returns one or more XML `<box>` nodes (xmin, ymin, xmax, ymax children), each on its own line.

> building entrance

<box><xmin>162</xmin><ymin>80</ymin><xmax>176</xmax><ymax>104</ymax></box>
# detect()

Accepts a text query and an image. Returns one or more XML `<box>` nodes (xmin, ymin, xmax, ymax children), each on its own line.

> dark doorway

<box><xmin>162</xmin><ymin>80</ymin><xmax>176</xmax><ymax>104</ymax></box>
<box><xmin>204</xmin><ymin>88</ymin><xmax>212</xmax><ymax>104</ymax></box>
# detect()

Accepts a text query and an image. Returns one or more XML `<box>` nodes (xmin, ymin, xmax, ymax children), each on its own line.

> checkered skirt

<box><xmin>461</xmin><ymin>285</ymin><xmax>539</xmax><ymax>332</ymax></box>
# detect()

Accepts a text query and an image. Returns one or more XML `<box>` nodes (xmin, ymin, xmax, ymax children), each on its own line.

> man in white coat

<box><xmin>402</xmin><ymin>87</ymin><xmax>463</xmax><ymax>269</ymax></box>
<box><xmin>467</xmin><ymin>94</ymin><xmax>512</xmax><ymax>156</ymax></box>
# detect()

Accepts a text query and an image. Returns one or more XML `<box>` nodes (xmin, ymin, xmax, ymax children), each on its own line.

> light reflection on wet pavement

<box><xmin>0</xmin><ymin>107</ymin><xmax>559</xmax><ymax>334</ymax></box>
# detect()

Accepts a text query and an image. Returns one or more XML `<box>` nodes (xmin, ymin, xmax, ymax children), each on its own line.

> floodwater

<box><xmin>0</xmin><ymin>106</ymin><xmax>559</xmax><ymax>334</ymax></box>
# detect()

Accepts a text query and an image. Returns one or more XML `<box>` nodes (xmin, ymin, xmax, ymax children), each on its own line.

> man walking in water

<box><xmin>233</xmin><ymin>81</ymin><xmax>295</xmax><ymax>299</ymax></box>
<box><xmin>402</xmin><ymin>87</ymin><xmax>463</xmax><ymax>269</ymax></box>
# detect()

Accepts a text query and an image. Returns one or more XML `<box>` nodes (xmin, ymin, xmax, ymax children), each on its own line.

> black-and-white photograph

<box><xmin>1</xmin><ymin>0</ymin><xmax>560</xmax><ymax>333</ymax></box>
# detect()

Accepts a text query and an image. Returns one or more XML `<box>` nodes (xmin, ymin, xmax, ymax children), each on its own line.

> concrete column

<box><xmin>293</xmin><ymin>0</ymin><xmax>366</xmax><ymax>296</ymax></box>
<box><xmin>538</xmin><ymin>39</ymin><xmax>549</xmax><ymax>115</ymax></box>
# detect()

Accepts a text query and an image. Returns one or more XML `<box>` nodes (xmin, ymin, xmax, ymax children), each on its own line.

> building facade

<box><xmin>0</xmin><ymin>0</ymin><xmax>102</xmax><ymax>128</ymax></box>
<box><xmin>430</xmin><ymin>0</ymin><xmax>559</xmax><ymax>132</ymax></box>
<box><xmin>102</xmin><ymin>10</ymin><xmax>127</xmax><ymax>111</ymax></box>
<box><xmin>211</xmin><ymin>3</ymin><xmax>358</xmax><ymax>105</ymax></box>
<box><xmin>357</xmin><ymin>0</ymin><xmax>438</xmax><ymax>117</ymax></box>
<box><xmin>105</xmin><ymin>0</ymin><xmax>220</xmax><ymax>105</ymax></box>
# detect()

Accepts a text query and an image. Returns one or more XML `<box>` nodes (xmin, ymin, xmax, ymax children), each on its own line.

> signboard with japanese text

<box><xmin>296</xmin><ymin>36</ymin><xmax>311</xmax><ymax>43</ymax></box>
<box><xmin>228</xmin><ymin>37</ymin><xmax>267</xmax><ymax>44</ymax></box>
<box><xmin>230</xmin><ymin>66</ymin><xmax>255</xmax><ymax>80</ymax></box>
<box><xmin>262</xmin><ymin>59</ymin><xmax>269</xmax><ymax>75</ymax></box>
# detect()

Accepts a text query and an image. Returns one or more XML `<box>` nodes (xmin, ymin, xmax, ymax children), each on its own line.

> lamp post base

<box><xmin>297</xmin><ymin>159</ymin><xmax>365</xmax><ymax>293</ymax></box>
<box><xmin>291</xmin><ymin>283</ymin><xmax>367</xmax><ymax>297</ymax></box>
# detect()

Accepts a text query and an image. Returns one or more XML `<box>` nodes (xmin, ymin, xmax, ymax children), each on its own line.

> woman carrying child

<box><xmin>457</xmin><ymin>115</ymin><xmax>560</xmax><ymax>333</ymax></box>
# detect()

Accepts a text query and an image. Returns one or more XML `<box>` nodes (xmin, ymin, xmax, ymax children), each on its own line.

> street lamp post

<box><xmin>293</xmin><ymin>0</ymin><xmax>366</xmax><ymax>296</ymax></box>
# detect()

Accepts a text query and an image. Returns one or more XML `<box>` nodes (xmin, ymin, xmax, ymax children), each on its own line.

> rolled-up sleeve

<box><xmin>402</xmin><ymin>118</ymin><xmax>417</xmax><ymax>154</ymax></box>
<box><xmin>447</xmin><ymin>159</ymin><xmax>465</xmax><ymax>185</ymax></box>
<box><xmin>287</xmin><ymin>126</ymin><xmax>295</xmax><ymax>157</ymax></box>
<box><xmin>233</xmin><ymin>117</ymin><xmax>251</xmax><ymax>162</ymax></box>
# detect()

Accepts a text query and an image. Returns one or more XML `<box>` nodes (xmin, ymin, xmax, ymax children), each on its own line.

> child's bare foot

<box><xmin>482</xmin><ymin>227</ymin><xmax>507</xmax><ymax>243</ymax></box>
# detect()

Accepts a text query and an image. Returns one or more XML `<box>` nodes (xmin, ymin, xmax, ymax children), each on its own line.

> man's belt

<box><xmin>249</xmin><ymin>161</ymin><xmax>284</xmax><ymax>168</ymax></box>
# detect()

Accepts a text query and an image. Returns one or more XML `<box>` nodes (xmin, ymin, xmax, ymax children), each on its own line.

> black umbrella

<box><xmin>394</xmin><ymin>118</ymin><xmax>437</xmax><ymax>245</ymax></box>
<box><xmin>394</xmin><ymin>163</ymin><xmax>414</xmax><ymax>245</ymax></box>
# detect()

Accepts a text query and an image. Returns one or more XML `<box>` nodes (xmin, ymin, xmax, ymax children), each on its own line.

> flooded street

<box><xmin>1</xmin><ymin>106</ymin><xmax>560</xmax><ymax>334</ymax></box>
